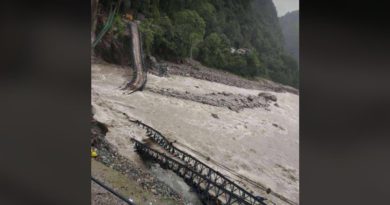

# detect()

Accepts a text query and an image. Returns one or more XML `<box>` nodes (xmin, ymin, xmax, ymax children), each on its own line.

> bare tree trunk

<box><xmin>91</xmin><ymin>0</ymin><xmax>99</xmax><ymax>43</ymax></box>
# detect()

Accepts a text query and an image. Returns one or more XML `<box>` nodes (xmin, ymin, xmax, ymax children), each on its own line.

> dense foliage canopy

<box><xmin>127</xmin><ymin>0</ymin><xmax>298</xmax><ymax>87</ymax></box>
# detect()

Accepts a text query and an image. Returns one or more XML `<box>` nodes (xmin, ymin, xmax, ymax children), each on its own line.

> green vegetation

<box><xmin>113</xmin><ymin>13</ymin><xmax>126</xmax><ymax>38</ymax></box>
<box><xmin>131</xmin><ymin>0</ymin><xmax>298</xmax><ymax>87</ymax></box>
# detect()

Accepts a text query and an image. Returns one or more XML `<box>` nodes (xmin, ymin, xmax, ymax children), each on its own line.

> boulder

<box><xmin>258</xmin><ymin>92</ymin><xmax>277</xmax><ymax>102</ymax></box>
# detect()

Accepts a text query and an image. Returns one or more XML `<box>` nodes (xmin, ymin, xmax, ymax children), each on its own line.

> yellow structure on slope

<box><xmin>91</xmin><ymin>148</ymin><xmax>98</xmax><ymax>158</ymax></box>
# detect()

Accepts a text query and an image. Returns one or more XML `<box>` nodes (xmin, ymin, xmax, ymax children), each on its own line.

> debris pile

<box><xmin>147</xmin><ymin>88</ymin><xmax>278</xmax><ymax>112</ymax></box>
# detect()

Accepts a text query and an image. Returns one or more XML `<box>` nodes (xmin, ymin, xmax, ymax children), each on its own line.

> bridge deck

<box><xmin>132</xmin><ymin>139</ymin><xmax>267</xmax><ymax>205</ymax></box>
<box><xmin>130</xmin><ymin>120</ymin><xmax>268</xmax><ymax>205</ymax></box>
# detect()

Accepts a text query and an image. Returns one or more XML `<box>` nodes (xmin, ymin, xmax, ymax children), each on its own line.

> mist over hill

<box><xmin>279</xmin><ymin>10</ymin><xmax>299</xmax><ymax>63</ymax></box>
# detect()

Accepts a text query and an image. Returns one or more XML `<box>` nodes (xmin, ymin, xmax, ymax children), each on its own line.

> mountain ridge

<box><xmin>279</xmin><ymin>10</ymin><xmax>299</xmax><ymax>63</ymax></box>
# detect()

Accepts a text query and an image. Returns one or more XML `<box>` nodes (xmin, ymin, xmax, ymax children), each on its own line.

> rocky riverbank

<box><xmin>146</xmin><ymin>87</ymin><xmax>278</xmax><ymax>112</ymax></box>
<box><xmin>91</xmin><ymin>117</ymin><xmax>184</xmax><ymax>203</ymax></box>
<box><xmin>148</xmin><ymin>59</ymin><xmax>298</xmax><ymax>95</ymax></box>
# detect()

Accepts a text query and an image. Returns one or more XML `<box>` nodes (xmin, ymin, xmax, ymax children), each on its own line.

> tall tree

<box><xmin>173</xmin><ymin>10</ymin><xmax>206</xmax><ymax>59</ymax></box>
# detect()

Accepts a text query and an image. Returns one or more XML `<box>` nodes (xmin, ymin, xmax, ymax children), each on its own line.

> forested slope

<box><xmin>120</xmin><ymin>0</ymin><xmax>298</xmax><ymax>87</ymax></box>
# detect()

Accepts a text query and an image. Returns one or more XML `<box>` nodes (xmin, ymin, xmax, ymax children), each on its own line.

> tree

<box><xmin>139</xmin><ymin>20</ymin><xmax>154</xmax><ymax>55</ymax></box>
<box><xmin>128</xmin><ymin>0</ymin><xmax>299</xmax><ymax>87</ymax></box>
<box><xmin>189</xmin><ymin>33</ymin><xmax>203</xmax><ymax>59</ymax></box>
<box><xmin>173</xmin><ymin>10</ymin><xmax>206</xmax><ymax>59</ymax></box>
<box><xmin>198</xmin><ymin>32</ymin><xmax>230</xmax><ymax>68</ymax></box>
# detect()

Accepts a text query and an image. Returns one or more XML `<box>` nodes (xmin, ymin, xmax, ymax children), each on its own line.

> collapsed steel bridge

<box><xmin>130</xmin><ymin>121</ymin><xmax>268</xmax><ymax>205</ymax></box>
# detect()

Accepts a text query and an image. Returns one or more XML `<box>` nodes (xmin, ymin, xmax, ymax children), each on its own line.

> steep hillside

<box><xmin>125</xmin><ymin>0</ymin><xmax>298</xmax><ymax>87</ymax></box>
<box><xmin>279</xmin><ymin>10</ymin><xmax>299</xmax><ymax>63</ymax></box>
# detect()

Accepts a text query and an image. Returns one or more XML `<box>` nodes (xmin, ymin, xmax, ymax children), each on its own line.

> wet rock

<box><xmin>211</xmin><ymin>113</ymin><xmax>219</xmax><ymax>119</ymax></box>
<box><xmin>149</xmin><ymin>56</ymin><xmax>158</xmax><ymax>65</ymax></box>
<box><xmin>272</xmin><ymin>123</ymin><xmax>285</xmax><ymax>131</ymax></box>
<box><xmin>151</xmin><ymin>188</ymin><xmax>158</xmax><ymax>195</ymax></box>
<box><xmin>266</xmin><ymin>188</ymin><xmax>272</xmax><ymax>194</ymax></box>
<box><xmin>258</xmin><ymin>92</ymin><xmax>277</xmax><ymax>102</ymax></box>
<box><xmin>221</xmin><ymin>91</ymin><xmax>231</xmax><ymax>96</ymax></box>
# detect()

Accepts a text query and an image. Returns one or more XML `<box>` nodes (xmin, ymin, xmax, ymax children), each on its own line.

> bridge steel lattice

<box><xmin>130</xmin><ymin>120</ymin><xmax>268</xmax><ymax>205</ymax></box>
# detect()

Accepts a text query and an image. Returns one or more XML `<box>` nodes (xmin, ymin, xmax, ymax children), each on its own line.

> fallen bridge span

<box><xmin>128</xmin><ymin>118</ymin><xmax>296</xmax><ymax>205</ymax></box>
<box><xmin>132</xmin><ymin>120</ymin><xmax>270</xmax><ymax>203</ymax></box>
<box><xmin>132</xmin><ymin>139</ymin><xmax>267</xmax><ymax>205</ymax></box>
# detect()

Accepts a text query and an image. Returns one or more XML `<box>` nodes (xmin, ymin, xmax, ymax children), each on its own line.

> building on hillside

<box><xmin>230</xmin><ymin>47</ymin><xmax>251</xmax><ymax>55</ymax></box>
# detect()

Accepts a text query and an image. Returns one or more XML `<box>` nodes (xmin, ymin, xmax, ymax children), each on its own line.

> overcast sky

<box><xmin>273</xmin><ymin>0</ymin><xmax>299</xmax><ymax>17</ymax></box>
